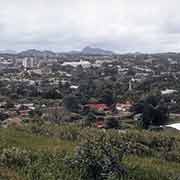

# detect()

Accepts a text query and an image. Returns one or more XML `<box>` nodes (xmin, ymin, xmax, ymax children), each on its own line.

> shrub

<box><xmin>66</xmin><ymin>134</ymin><xmax>128</xmax><ymax>180</ymax></box>
<box><xmin>0</xmin><ymin>147</ymin><xmax>35</xmax><ymax>168</ymax></box>
<box><xmin>104</xmin><ymin>117</ymin><xmax>119</xmax><ymax>129</ymax></box>
<box><xmin>164</xmin><ymin>151</ymin><xmax>180</xmax><ymax>163</ymax></box>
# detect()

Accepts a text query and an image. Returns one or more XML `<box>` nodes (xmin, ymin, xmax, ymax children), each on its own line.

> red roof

<box><xmin>86</xmin><ymin>103</ymin><xmax>109</xmax><ymax>111</ymax></box>
<box><xmin>19</xmin><ymin>110</ymin><xmax>30</xmax><ymax>116</ymax></box>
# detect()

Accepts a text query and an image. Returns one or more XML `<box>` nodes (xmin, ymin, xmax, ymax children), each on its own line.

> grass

<box><xmin>0</xmin><ymin>127</ymin><xmax>76</xmax><ymax>179</ymax></box>
<box><xmin>124</xmin><ymin>156</ymin><xmax>180</xmax><ymax>178</ymax></box>
<box><xmin>0</xmin><ymin>167</ymin><xmax>23</xmax><ymax>180</ymax></box>
<box><xmin>0</xmin><ymin>127</ymin><xmax>76</xmax><ymax>153</ymax></box>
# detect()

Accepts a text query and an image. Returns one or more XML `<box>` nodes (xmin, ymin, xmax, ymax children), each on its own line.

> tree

<box><xmin>141</xmin><ymin>103</ymin><xmax>154</xmax><ymax>129</ymax></box>
<box><xmin>104</xmin><ymin>117</ymin><xmax>119</xmax><ymax>129</ymax></box>
<box><xmin>63</xmin><ymin>95</ymin><xmax>79</xmax><ymax>112</ymax></box>
<box><xmin>66</xmin><ymin>134</ymin><xmax>127</xmax><ymax>180</ymax></box>
<box><xmin>43</xmin><ymin>88</ymin><xmax>62</xmax><ymax>99</ymax></box>
<box><xmin>133</xmin><ymin>95</ymin><xmax>169</xmax><ymax>129</ymax></box>
<box><xmin>0</xmin><ymin>112</ymin><xmax>9</xmax><ymax>122</ymax></box>
<box><xmin>101</xmin><ymin>88</ymin><xmax>115</xmax><ymax>106</ymax></box>
<box><xmin>84</xmin><ymin>111</ymin><xmax>96</xmax><ymax>126</ymax></box>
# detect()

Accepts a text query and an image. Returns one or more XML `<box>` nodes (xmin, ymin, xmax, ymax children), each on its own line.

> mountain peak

<box><xmin>18</xmin><ymin>49</ymin><xmax>56</xmax><ymax>57</ymax></box>
<box><xmin>82</xmin><ymin>46</ymin><xmax>114</xmax><ymax>55</ymax></box>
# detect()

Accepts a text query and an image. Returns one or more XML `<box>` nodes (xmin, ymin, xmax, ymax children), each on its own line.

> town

<box><xmin>0</xmin><ymin>49</ymin><xmax>180</xmax><ymax>130</ymax></box>
<box><xmin>1</xmin><ymin>48</ymin><xmax>180</xmax><ymax>180</ymax></box>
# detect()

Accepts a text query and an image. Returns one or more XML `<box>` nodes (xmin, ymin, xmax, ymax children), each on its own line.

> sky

<box><xmin>0</xmin><ymin>0</ymin><xmax>180</xmax><ymax>53</ymax></box>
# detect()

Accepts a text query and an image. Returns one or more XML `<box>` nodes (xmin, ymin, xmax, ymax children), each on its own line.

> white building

<box><xmin>22</xmin><ymin>57</ymin><xmax>34</xmax><ymax>69</ymax></box>
<box><xmin>61</xmin><ymin>60</ymin><xmax>91</xmax><ymax>68</ymax></box>
<box><xmin>161</xmin><ymin>89</ymin><xmax>177</xmax><ymax>95</ymax></box>
<box><xmin>166</xmin><ymin>123</ymin><xmax>180</xmax><ymax>131</ymax></box>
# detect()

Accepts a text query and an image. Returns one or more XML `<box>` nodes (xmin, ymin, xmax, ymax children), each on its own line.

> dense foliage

<box><xmin>133</xmin><ymin>95</ymin><xmax>169</xmax><ymax>128</ymax></box>
<box><xmin>66</xmin><ymin>134</ymin><xmax>127</xmax><ymax>180</ymax></box>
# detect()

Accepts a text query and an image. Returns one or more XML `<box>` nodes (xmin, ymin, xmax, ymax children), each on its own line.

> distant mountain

<box><xmin>81</xmin><ymin>46</ymin><xmax>114</xmax><ymax>55</ymax></box>
<box><xmin>19</xmin><ymin>49</ymin><xmax>42</xmax><ymax>56</ymax></box>
<box><xmin>16</xmin><ymin>46</ymin><xmax>114</xmax><ymax>56</ymax></box>
<box><xmin>67</xmin><ymin>46</ymin><xmax>114</xmax><ymax>55</ymax></box>
<box><xmin>43</xmin><ymin>50</ymin><xmax>57</xmax><ymax>57</ymax></box>
<box><xmin>67</xmin><ymin>50</ymin><xmax>80</xmax><ymax>54</ymax></box>
<box><xmin>18</xmin><ymin>49</ymin><xmax>56</xmax><ymax>57</ymax></box>
<box><xmin>0</xmin><ymin>50</ymin><xmax>17</xmax><ymax>54</ymax></box>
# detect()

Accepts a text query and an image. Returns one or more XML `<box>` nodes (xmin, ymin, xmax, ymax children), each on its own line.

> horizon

<box><xmin>0</xmin><ymin>46</ymin><xmax>180</xmax><ymax>55</ymax></box>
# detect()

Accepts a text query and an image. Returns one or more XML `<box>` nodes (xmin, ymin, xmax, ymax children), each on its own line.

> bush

<box><xmin>104</xmin><ymin>117</ymin><xmax>119</xmax><ymax>129</ymax></box>
<box><xmin>66</xmin><ymin>134</ymin><xmax>128</xmax><ymax>180</ymax></box>
<box><xmin>0</xmin><ymin>147</ymin><xmax>35</xmax><ymax>168</ymax></box>
<box><xmin>28</xmin><ymin>123</ymin><xmax>82</xmax><ymax>141</ymax></box>
<box><xmin>164</xmin><ymin>151</ymin><xmax>180</xmax><ymax>163</ymax></box>
<box><xmin>0</xmin><ymin>147</ymin><xmax>74</xmax><ymax>180</ymax></box>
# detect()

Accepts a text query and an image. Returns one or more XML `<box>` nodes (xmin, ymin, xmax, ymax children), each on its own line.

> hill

<box><xmin>0</xmin><ymin>124</ymin><xmax>180</xmax><ymax>180</ymax></box>
<box><xmin>81</xmin><ymin>46</ymin><xmax>114</xmax><ymax>55</ymax></box>
<box><xmin>18</xmin><ymin>49</ymin><xmax>56</xmax><ymax>57</ymax></box>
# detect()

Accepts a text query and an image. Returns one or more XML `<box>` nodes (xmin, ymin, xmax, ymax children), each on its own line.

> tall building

<box><xmin>22</xmin><ymin>58</ymin><xmax>28</xmax><ymax>69</ymax></box>
<box><xmin>22</xmin><ymin>57</ymin><xmax>34</xmax><ymax>70</ymax></box>
<box><xmin>30</xmin><ymin>57</ymin><xmax>34</xmax><ymax>67</ymax></box>
<box><xmin>128</xmin><ymin>80</ymin><xmax>132</xmax><ymax>91</ymax></box>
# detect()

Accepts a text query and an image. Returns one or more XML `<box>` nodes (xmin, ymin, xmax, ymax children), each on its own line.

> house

<box><xmin>15</xmin><ymin>103</ymin><xmax>35</xmax><ymax>110</ymax></box>
<box><xmin>166</xmin><ymin>123</ymin><xmax>180</xmax><ymax>131</ymax></box>
<box><xmin>116</xmin><ymin>101</ymin><xmax>132</xmax><ymax>112</ymax></box>
<box><xmin>19</xmin><ymin>110</ymin><xmax>30</xmax><ymax>117</ymax></box>
<box><xmin>15</xmin><ymin>103</ymin><xmax>35</xmax><ymax>117</ymax></box>
<box><xmin>86</xmin><ymin>103</ymin><xmax>109</xmax><ymax>111</ymax></box>
<box><xmin>161</xmin><ymin>89</ymin><xmax>177</xmax><ymax>95</ymax></box>
<box><xmin>61</xmin><ymin>60</ymin><xmax>91</xmax><ymax>68</ymax></box>
<box><xmin>70</xmin><ymin>85</ymin><xmax>79</xmax><ymax>89</ymax></box>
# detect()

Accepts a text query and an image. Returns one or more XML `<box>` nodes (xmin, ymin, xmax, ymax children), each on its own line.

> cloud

<box><xmin>0</xmin><ymin>0</ymin><xmax>180</xmax><ymax>52</ymax></box>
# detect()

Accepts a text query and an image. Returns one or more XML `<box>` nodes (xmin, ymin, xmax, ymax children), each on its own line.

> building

<box><xmin>86</xmin><ymin>103</ymin><xmax>109</xmax><ymax>111</ymax></box>
<box><xmin>61</xmin><ymin>60</ymin><xmax>91</xmax><ymax>68</ymax></box>
<box><xmin>22</xmin><ymin>58</ymin><xmax>28</xmax><ymax>69</ymax></box>
<box><xmin>161</xmin><ymin>89</ymin><xmax>177</xmax><ymax>95</ymax></box>
<box><xmin>116</xmin><ymin>101</ymin><xmax>132</xmax><ymax>112</ymax></box>
<box><xmin>22</xmin><ymin>57</ymin><xmax>34</xmax><ymax>70</ymax></box>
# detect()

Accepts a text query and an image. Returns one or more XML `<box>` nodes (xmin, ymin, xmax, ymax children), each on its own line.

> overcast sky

<box><xmin>0</xmin><ymin>0</ymin><xmax>180</xmax><ymax>53</ymax></box>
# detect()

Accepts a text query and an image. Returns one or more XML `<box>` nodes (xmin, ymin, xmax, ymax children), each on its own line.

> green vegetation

<box><xmin>133</xmin><ymin>94</ymin><xmax>169</xmax><ymax>129</ymax></box>
<box><xmin>0</xmin><ymin>127</ymin><xmax>75</xmax><ymax>152</ymax></box>
<box><xmin>0</xmin><ymin>124</ymin><xmax>180</xmax><ymax>180</ymax></box>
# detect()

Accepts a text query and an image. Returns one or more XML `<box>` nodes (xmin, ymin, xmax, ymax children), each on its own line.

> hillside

<box><xmin>0</xmin><ymin>124</ymin><xmax>180</xmax><ymax>180</ymax></box>
<box><xmin>18</xmin><ymin>49</ymin><xmax>56</xmax><ymax>57</ymax></box>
